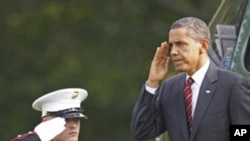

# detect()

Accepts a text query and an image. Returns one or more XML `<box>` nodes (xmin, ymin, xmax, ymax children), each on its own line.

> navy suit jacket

<box><xmin>131</xmin><ymin>62</ymin><xmax>250</xmax><ymax>141</ymax></box>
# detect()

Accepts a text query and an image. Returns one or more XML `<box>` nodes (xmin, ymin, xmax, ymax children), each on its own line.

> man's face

<box><xmin>53</xmin><ymin>118</ymin><xmax>81</xmax><ymax>141</ymax></box>
<box><xmin>168</xmin><ymin>27</ymin><xmax>204</xmax><ymax>75</ymax></box>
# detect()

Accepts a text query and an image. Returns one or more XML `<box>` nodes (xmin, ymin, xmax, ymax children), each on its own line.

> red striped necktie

<box><xmin>184</xmin><ymin>77</ymin><xmax>194</xmax><ymax>132</ymax></box>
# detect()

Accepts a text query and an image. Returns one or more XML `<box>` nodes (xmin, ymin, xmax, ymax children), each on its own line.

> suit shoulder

<box><xmin>10</xmin><ymin>131</ymin><xmax>40</xmax><ymax>141</ymax></box>
<box><xmin>217</xmin><ymin>68</ymin><xmax>245</xmax><ymax>80</ymax></box>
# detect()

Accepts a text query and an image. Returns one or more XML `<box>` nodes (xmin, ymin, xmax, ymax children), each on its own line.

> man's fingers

<box><xmin>152</xmin><ymin>42</ymin><xmax>170</xmax><ymax>67</ymax></box>
<box><xmin>157</xmin><ymin>42</ymin><xmax>169</xmax><ymax>59</ymax></box>
<box><xmin>161</xmin><ymin>41</ymin><xmax>169</xmax><ymax>56</ymax></box>
<box><xmin>152</xmin><ymin>46</ymin><xmax>160</xmax><ymax>60</ymax></box>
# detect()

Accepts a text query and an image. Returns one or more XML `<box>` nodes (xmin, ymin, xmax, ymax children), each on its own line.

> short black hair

<box><xmin>170</xmin><ymin>17</ymin><xmax>210</xmax><ymax>41</ymax></box>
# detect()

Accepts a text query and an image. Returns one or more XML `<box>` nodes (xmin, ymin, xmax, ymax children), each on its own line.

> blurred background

<box><xmin>1</xmin><ymin>0</ymin><xmax>221</xmax><ymax>140</ymax></box>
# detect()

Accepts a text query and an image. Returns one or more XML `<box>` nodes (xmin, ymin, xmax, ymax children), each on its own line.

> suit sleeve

<box><xmin>130</xmin><ymin>84</ymin><xmax>166</xmax><ymax>140</ymax></box>
<box><xmin>230</xmin><ymin>77</ymin><xmax>250</xmax><ymax>124</ymax></box>
<box><xmin>10</xmin><ymin>131</ymin><xmax>41</xmax><ymax>141</ymax></box>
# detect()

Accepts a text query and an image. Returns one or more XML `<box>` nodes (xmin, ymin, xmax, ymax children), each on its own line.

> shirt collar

<box><xmin>186</xmin><ymin>59</ymin><xmax>210</xmax><ymax>86</ymax></box>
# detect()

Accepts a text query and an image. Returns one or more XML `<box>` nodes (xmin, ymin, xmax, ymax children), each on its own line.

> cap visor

<box><xmin>60</xmin><ymin>112</ymin><xmax>87</xmax><ymax>119</ymax></box>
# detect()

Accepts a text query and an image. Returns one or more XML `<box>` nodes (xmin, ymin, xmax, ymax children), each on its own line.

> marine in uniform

<box><xmin>10</xmin><ymin>88</ymin><xmax>88</xmax><ymax>141</ymax></box>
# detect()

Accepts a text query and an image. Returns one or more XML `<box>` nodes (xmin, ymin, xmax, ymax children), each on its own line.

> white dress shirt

<box><xmin>146</xmin><ymin>59</ymin><xmax>210</xmax><ymax>116</ymax></box>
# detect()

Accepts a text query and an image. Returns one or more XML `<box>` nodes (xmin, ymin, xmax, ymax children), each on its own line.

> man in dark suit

<box><xmin>131</xmin><ymin>17</ymin><xmax>250</xmax><ymax>141</ymax></box>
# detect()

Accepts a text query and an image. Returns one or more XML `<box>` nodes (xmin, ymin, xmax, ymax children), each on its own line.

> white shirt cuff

<box><xmin>145</xmin><ymin>84</ymin><xmax>158</xmax><ymax>95</ymax></box>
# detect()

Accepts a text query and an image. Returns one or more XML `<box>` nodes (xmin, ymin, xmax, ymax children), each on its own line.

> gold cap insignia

<box><xmin>72</xmin><ymin>91</ymin><xmax>79</xmax><ymax>99</ymax></box>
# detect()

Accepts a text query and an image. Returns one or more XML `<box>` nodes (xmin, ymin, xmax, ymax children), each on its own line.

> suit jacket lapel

<box><xmin>190</xmin><ymin>62</ymin><xmax>218</xmax><ymax>141</ymax></box>
<box><xmin>176</xmin><ymin>74</ymin><xmax>190</xmax><ymax>139</ymax></box>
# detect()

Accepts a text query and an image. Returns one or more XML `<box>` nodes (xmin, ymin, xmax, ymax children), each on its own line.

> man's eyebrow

<box><xmin>175</xmin><ymin>40</ymin><xmax>185</xmax><ymax>44</ymax></box>
<box><xmin>169</xmin><ymin>40</ymin><xmax>185</xmax><ymax>45</ymax></box>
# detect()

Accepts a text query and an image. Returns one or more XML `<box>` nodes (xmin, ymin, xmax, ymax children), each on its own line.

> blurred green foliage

<box><xmin>0</xmin><ymin>0</ymin><xmax>220</xmax><ymax>140</ymax></box>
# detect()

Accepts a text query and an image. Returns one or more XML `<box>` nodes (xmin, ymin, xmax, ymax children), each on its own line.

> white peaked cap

<box><xmin>32</xmin><ymin>88</ymin><xmax>88</xmax><ymax>117</ymax></box>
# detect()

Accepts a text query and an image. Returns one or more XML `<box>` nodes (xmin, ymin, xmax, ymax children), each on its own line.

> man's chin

<box><xmin>174</xmin><ymin>67</ymin><xmax>185</xmax><ymax>72</ymax></box>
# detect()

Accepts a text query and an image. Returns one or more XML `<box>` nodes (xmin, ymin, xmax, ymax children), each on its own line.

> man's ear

<box><xmin>200</xmin><ymin>39</ymin><xmax>210</xmax><ymax>54</ymax></box>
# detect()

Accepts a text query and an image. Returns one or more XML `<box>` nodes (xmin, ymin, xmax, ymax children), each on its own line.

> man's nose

<box><xmin>170</xmin><ymin>46</ymin><xmax>179</xmax><ymax>56</ymax></box>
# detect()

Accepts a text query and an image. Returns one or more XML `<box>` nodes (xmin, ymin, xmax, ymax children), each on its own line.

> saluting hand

<box><xmin>34</xmin><ymin>117</ymin><xmax>66</xmax><ymax>141</ymax></box>
<box><xmin>147</xmin><ymin>41</ymin><xmax>170</xmax><ymax>88</ymax></box>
